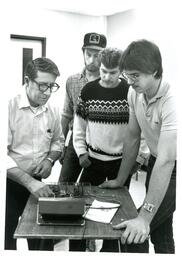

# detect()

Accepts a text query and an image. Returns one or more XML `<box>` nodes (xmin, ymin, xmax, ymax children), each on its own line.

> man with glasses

<box><xmin>72</xmin><ymin>47</ymin><xmax>149</xmax><ymax>252</ymax></box>
<box><xmin>100</xmin><ymin>39</ymin><xmax>177</xmax><ymax>254</ymax></box>
<box><xmin>6</xmin><ymin>57</ymin><xmax>64</xmax><ymax>250</ymax></box>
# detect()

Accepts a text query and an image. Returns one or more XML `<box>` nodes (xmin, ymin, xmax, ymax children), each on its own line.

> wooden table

<box><xmin>14</xmin><ymin>186</ymin><xmax>138</xmax><ymax>241</ymax></box>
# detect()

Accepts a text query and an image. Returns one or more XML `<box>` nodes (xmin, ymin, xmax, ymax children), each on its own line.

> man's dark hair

<box><xmin>99</xmin><ymin>47</ymin><xmax>123</xmax><ymax>70</ymax></box>
<box><xmin>120</xmin><ymin>39</ymin><xmax>163</xmax><ymax>79</ymax></box>
<box><xmin>25</xmin><ymin>57</ymin><xmax>60</xmax><ymax>80</ymax></box>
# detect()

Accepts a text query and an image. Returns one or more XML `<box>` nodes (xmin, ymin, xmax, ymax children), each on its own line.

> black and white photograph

<box><xmin>0</xmin><ymin>0</ymin><xmax>181</xmax><ymax>255</ymax></box>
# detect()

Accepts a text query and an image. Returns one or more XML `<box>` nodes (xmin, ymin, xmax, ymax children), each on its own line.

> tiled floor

<box><xmin>17</xmin><ymin>163</ymin><xmax>151</xmax><ymax>252</ymax></box>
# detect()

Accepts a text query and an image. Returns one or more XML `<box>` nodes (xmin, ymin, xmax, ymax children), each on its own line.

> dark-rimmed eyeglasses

<box><xmin>32</xmin><ymin>79</ymin><xmax>60</xmax><ymax>93</ymax></box>
<box><xmin>122</xmin><ymin>72</ymin><xmax>140</xmax><ymax>82</ymax></box>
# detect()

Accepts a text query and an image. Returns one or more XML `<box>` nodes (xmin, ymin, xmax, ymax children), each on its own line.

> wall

<box><xmin>107</xmin><ymin>3</ymin><xmax>180</xmax><ymax>87</ymax></box>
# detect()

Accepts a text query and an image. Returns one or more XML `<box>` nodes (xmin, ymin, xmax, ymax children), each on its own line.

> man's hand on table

<box><xmin>99</xmin><ymin>179</ymin><xmax>121</xmax><ymax>189</ymax></box>
<box><xmin>112</xmin><ymin>215</ymin><xmax>150</xmax><ymax>244</ymax></box>
<box><xmin>32</xmin><ymin>159</ymin><xmax>52</xmax><ymax>179</ymax></box>
<box><xmin>28</xmin><ymin>179</ymin><xmax>54</xmax><ymax>198</ymax></box>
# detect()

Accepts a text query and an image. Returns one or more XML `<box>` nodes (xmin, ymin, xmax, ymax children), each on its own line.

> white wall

<box><xmin>107</xmin><ymin>3</ymin><xmax>180</xmax><ymax>87</ymax></box>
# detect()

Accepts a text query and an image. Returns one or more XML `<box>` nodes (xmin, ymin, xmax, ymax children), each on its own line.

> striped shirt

<box><xmin>73</xmin><ymin>78</ymin><xmax>130</xmax><ymax>161</ymax></box>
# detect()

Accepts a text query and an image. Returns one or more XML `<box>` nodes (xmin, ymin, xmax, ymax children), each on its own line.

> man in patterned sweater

<box><xmin>72</xmin><ymin>47</ymin><xmax>133</xmax><ymax>252</ymax></box>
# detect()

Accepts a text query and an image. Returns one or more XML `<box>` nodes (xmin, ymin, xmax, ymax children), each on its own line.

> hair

<box><xmin>120</xmin><ymin>39</ymin><xmax>163</xmax><ymax>79</ymax></box>
<box><xmin>98</xmin><ymin>47</ymin><xmax>123</xmax><ymax>70</ymax></box>
<box><xmin>25</xmin><ymin>57</ymin><xmax>60</xmax><ymax>80</ymax></box>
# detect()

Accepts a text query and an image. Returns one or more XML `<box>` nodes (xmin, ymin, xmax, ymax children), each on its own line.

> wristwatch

<box><xmin>45</xmin><ymin>157</ymin><xmax>55</xmax><ymax>166</ymax></box>
<box><xmin>142</xmin><ymin>202</ymin><xmax>155</xmax><ymax>213</ymax></box>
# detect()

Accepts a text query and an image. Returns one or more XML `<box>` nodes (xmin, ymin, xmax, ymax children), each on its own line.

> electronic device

<box><xmin>37</xmin><ymin>183</ymin><xmax>89</xmax><ymax>226</ymax></box>
<box><xmin>37</xmin><ymin>197</ymin><xmax>86</xmax><ymax>226</ymax></box>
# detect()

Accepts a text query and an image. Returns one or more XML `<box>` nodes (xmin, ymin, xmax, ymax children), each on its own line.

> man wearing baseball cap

<box><xmin>82</xmin><ymin>32</ymin><xmax>107</xmax><ymax>50</ymax></box>
<box><xmin>58</xmin><ymin>33</ymin><xmax>106</xmax><ymax>251</ymax></box>
<box><xmin>59</xmin><ymin>32</ymin><xmax>107</xmax><ymax>184</ymax></box>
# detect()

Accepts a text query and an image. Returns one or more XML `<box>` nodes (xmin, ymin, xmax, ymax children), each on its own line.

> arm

<box><xmin>100</xmin><ymin>112</ymin><xmax>141</xmax><ymax>188</ymax></box>
<box><xmin>61</xmin><ymin>115</ymin><xmax>71</xmax><ymax>139</ymax></box>
<box><xmin>117</xmin><ymin>114</ymin><xmax>141</xmax><ymax>185</ymax></box>
<box><xmin>33</xmin><ymin>108</ymin><xmax>64</xmax><ymax>178</ymax></box>
<box><xmin>7</xmin><ymin>126</ymin><xmax>54</xmax><ymax>197</ymax></box>
<box><xmin>33</xmin><ymin>150</ymin><xmax>61</xmax><ymax>179</ymax></box>
<box><xmin>59</xmin><ymin>116</ymin><xmax>71</xmax><ymax>164</ymax></box>
<box><xmin>131</xmin><ymin>136</ymin><xmax>150</xmax><ymax>175</ymax></box>
<box><xmin>59</xmin><ymin>77</ymin><xmax>74</xmax><ymax>163</ymax></box>
<box><xmin>7</xmin><ymin>99</ymin><xmax>55</xmax><ymax>198</ymax></box>
<box><xmin>7</xmin><ymin>167</ymin><xmax>54</xmax><ymax>198</ymax></box>
<box><xmin>61</xmin><ymin>76</ymin><xmax>74</xmax><ymax>138</ymax></box>
<box><xmin>113</xmin><ymin>129</ymin><xmax>176</xmax><ymax>244</ymax></box>
<box><xmin>139</xmin><ymin>129</ymin><xmax>176</xmax><ymax>223</ymax></box>
<box><xmin>73</xmin><ymin>95</ymin><xmax>91</xmax><ymax>168</ymax></box>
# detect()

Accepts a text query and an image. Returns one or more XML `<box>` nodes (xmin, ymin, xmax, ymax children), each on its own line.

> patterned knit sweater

<box><xmin>73</xmin><ymin>78</ymin><xmax>129</xmax><ymax>161</ymax></box>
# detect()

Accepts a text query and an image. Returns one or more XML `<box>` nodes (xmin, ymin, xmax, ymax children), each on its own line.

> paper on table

<box><xmin>84</xmin><ymin>199</ymin><xmax>120</xmax><ymax>224</ymax></box>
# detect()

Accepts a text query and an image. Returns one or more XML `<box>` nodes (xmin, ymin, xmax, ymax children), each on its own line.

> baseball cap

<box><xmin>82</xmin><ymin>32</ymin><xmax>107</xmax><ymax>51</ymax></box>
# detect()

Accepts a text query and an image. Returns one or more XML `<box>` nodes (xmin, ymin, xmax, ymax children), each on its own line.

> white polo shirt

<box><xmin>128</xmin><ymin>80</ymin><xmax>177</xmax><ymax>157</ymax></box>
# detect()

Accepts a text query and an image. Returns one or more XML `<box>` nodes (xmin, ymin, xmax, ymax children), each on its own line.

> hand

<box><xmin>28</xmin><ymin>179</ymin><xmax>54</xmax><ymax>199</ymax></box>
<box><xmin>99</xmin><ymin>179</ymin><xmax>121</xmax><ymax>189</ymax></box>
<box><xmin>79</xmin><ymin>152</ymin><xmax>91</xmax><ymax>168</ymax></box>
<box><xmin>32</xmin><ymin>159</ymin><xmax>52</xmax><ymax>179</ymax></box>
<box><xmin>130</xmin><ymin>161</ymin><xmax>141</xmax><ymax>175</ymax></box>
<box><xmin>59</xmin><ymin>146</ymin><xmax>67</xmax><ymax>165</ymax></box>
<box><xmin>112</xmin><ymin>216</ymin><xmax>150</xmax><ymax>244</ymax></box>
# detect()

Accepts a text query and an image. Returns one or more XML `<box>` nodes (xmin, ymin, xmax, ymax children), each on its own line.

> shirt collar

<box><xmin>152</xmin><ymin>79</ymin><xmax>169</xmax><ymax>100</ymax></box>
<box><xmin>79</xmin><ymin>68</ymin><xmax>87</xmax><ymax>80</ymax></box>
<box><xmin>143</xmin><ymin>79</ymin><xmax>169</xmax><ymax>104</ymax></box>
<box><xmin>18</xmin><ymin>85</ymin><xmax>48</xmax><ymax>112</ymax></box>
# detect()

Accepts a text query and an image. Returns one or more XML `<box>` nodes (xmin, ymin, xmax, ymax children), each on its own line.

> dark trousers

<box><xmin>125</xmin><ymin>155</ymin><xmax>176</xmax><ymax>254</ymax></box>
<box><xmin>147</xmin><ymin>155</ymin><xmax>176</xmax><ymax>253</ymax></box>
<box><xmin>5</xmin><ymin>178</ymin><xmax>54</xmax><ymax>250</ymax></box>
<box><xmin>59</xmin><ymin>135</ymin><xmax>82</xmax><ymax>182</ymax></box>
<box><xmin>69</xmin><ymin>157</ymin><xmax>131</xmax><ymax>252</ymax></box>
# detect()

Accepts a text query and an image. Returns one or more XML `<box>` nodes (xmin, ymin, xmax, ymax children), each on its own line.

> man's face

<box><xmin>26</xmin><ymin>71</ymin><xmax>57</xmax><ymax>107</ymax></box>
<box><xmin>83</xmin><ymin>48</ymin><xmax>100</xmax><ymax>72</ymax></box>
<box><xmin>122</xmin><ymin>70</ymin><xmax>156</xmax><ymax>95</ymax></box>
<box><xmin>100</xmin><ymin>63</ymin><xmax>121</xmax><ymax>87</ymax></box>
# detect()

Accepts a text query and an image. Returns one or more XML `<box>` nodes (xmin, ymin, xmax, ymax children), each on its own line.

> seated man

<box><xmin>5</xmin><ymin>57</ymin><xmax>64</xmax><ymax>250</ymax></box>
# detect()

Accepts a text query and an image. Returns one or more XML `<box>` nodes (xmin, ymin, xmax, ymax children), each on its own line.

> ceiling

<box><xmin>38</xmin><ymin>0</ymin><xmax>139</xmax><ymax>16</ymax></box>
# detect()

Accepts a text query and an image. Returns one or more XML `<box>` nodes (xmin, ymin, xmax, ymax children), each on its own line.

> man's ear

<box><xmin>24</xmin><ymin>76</ymin><xmax>29</xmax><ymax>85</ymax></box>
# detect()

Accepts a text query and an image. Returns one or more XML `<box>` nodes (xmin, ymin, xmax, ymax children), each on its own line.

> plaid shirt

<box><xmin>62</xmin><ymin>69</ymin><xmax>89</xmax><ymax>129</ymax></box>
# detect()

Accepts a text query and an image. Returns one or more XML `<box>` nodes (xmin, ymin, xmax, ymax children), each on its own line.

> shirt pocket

<box><xmin>39</xmin><ymin>130</ymin><xmax>54</xmax><ymax>152</ymax></box>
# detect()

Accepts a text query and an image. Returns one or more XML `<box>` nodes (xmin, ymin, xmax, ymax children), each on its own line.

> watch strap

<box><xmin>142</xmin><ymin>202</ymin><xmax>155</xmax><ymax>213</ymax></box>
<box><xmin>45</xmin><ymin>157</ymin><xmax>54</xmax><ymax>166</ymax></box>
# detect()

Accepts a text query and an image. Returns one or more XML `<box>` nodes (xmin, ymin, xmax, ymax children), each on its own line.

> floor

<box><xmin>16</xmin><ymin>162</ymin><xmax>154</xmax><ymax>252</ymax></box>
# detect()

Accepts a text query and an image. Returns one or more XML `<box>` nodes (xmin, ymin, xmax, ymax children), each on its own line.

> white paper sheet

<box><xmin>84</xmin><ymin>199</ymin><xmax>120</xmax><ymax>224</ymax></box>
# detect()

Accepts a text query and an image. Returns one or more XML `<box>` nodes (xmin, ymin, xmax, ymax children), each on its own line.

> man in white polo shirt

<box><xmin>100</xmin><ymin>39</ymin><xmax>177</xmax><ymax>254</ymax></box>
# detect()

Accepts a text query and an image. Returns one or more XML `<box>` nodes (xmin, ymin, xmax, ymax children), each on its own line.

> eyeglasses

<box><xmin>122</xmin><ymin>72</ymin><xmax>140</xmax><ymax>82</ymax></box>
<box><xmin>32</xmin><ymin>79</ymin><xmax>60</xmax><ymax>93</ymax></box>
